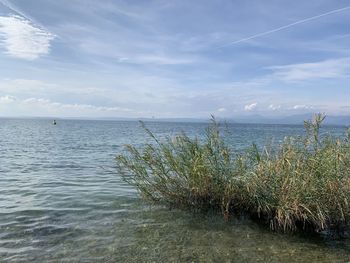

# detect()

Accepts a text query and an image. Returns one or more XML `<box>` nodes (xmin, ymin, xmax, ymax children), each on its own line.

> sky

<box><xmin>0</xmin><ymin>0</ymin><xmax>350</xmax><ymax>119</ymax></box>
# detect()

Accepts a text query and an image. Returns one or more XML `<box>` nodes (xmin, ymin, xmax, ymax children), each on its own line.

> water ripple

<box><xmin>1</xmin><ymin>119</ymin><xmax>350</xmax><ymax>262</ymax></box>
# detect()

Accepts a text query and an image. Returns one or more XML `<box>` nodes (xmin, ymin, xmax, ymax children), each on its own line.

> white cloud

<box><xmin>0</xmin><ymin>95</ymin><xmax>16</xmax><ymax>102</ymax></box>
<box><xmin>217</xmin><ymin>107</ymin><xmax>226</xmax><ymax>112</ymax></box>
<box><xmin>268</xmin><ymin>104</ymin><xmax>281</xmax><ymax>110</ymax></box>
<box><xmin>292</xmin><ymin>104</ymin><xmax>313</xmax><ymax>110</ymax></box>
<box><xmin>269</xmin><ymin>58</ymin><xmax>350</xmax><ymax>82</ymax></box>
<box><xmin>0</xmin><ymin>15</ymin><xmax>55</xmax><ymax>60</ymax></box>
<box><xmin>244</xmin><ymin>103</ymin><xmax>257</xmax><ymax>111</ymax></box>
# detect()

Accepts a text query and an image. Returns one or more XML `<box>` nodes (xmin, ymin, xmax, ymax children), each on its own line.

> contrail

<box><xmin>223</xmin><ymin>5</ymin><xmax>350</xmax><ymax>47</ymax></box>
<box><xmin>0</xmin><ymin>0</ymin><xmax>28</xmax><ymax>18</ymax></box>
<box><xmin>0</xmin><ymin>0</ymin><xmax>54</xmax><ymax>36</ymax></box>
<box><xmin>0</xmin><ymin>0</ymin><xmax>39</xmax><ymax>25</ymax></box>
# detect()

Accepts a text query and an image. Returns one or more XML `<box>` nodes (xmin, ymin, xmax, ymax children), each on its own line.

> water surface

<box><xmin>1</xmin><ymin>119</ymin><xmax>350</xmax><ymax>262</ymax></box>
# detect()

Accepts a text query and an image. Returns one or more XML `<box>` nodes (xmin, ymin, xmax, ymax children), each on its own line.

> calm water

<box><xmin>1</xmin><ymin>118</ymin><xmax>350</xmax><ymax>262</ymax></box>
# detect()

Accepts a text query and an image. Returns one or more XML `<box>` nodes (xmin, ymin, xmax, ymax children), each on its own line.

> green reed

<box><xmin>116</xmin><ymin>114</ymin><xmax>350</xmax><ymax>232</ymax></box>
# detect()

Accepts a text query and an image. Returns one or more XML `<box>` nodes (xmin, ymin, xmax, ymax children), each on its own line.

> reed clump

<box><xmin>116</xmin><ymin>114</ymin><xmax>350</xmax><ymax>232</ymax></box>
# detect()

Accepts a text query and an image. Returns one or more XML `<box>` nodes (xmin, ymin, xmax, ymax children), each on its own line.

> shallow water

<box><xmin>1</xmin><ymin>118</ymin><xmax>350</xmax><ymax>262</ymax></box>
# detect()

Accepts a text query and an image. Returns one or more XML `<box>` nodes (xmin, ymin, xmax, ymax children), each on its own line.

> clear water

<box><xmin>1</xmin><ymin>118</ymin><xmax>350</xmax><ymax>262</ymax></box>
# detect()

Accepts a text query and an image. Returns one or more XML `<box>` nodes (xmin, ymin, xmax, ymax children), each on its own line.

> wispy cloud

<box><xmin>0</xmin><ymin>15</ymin><xmax>55</xmax><ymax>60</ymax></box>
<box><xmin>22</xmin><ymin>97</ymin><xmax>132</xmax><ymax>112</ymax></box>
<box><xmin>117</xmin><ymin>54</ymin><xmax>194</xmax><ymax>65</ymax></box>
<box><xmin>0</xmin><ymin>0</ymin><xmax>33</xmax><ymax>20</ymax></box>
<box><xmin>0</xmin><ymin>95</ymin><xmax>135</xmax><ymax>117</ymax></box>
<box><xmin>0</xmin><ymin>1</ymin><xmax>350</xmax><ymax>118</ymax></box>
<box><xmin>269</xmin><ymin>58</ymin><xmax>350</xmax><ymax>82</ymax></box>
<box><xmin>77</xmin><ymin>35</ymin><xmax>196</xmax><ymax>65</ymax></box>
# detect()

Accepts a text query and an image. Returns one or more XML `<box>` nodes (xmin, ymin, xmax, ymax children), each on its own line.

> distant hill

<box><xmin>226</xmin><ymin>114</ymin><xmax>350</xmax><ymax>126</ymax></box>
<box><xmin>107</xmin><ymin>114</ymin><xmax>350</xmax><ymax>126</ymax></box>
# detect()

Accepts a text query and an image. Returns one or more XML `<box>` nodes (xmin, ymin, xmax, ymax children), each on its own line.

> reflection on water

<box><xmin>0</xmin><ymin>119</ymin><xmax>349</xmax><ymax>262</ymax></box>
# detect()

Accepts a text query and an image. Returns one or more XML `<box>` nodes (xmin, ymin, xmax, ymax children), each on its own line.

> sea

<box><xmin>1</xmin><ymin>118</ymin><xmax>350</xmax><ymax>262</ymax></box>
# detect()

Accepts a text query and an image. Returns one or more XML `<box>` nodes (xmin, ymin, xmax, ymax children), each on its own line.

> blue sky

<box><xmin>0</xmin><ymin>0</ymin><xmax>350</xmax><ymax>118</ymax></box>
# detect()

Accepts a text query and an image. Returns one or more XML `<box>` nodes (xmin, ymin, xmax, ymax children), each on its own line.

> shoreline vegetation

<box><xmin>116</xmin><ymin>114</ymin><xmax>350</xmax><ymax>234</ymax></box>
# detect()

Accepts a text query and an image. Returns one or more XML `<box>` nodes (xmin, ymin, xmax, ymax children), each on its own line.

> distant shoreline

<box><xmin>1</xmin><ymin>115</ymin><xmax>349</xmax><ymax>126</ymax></box>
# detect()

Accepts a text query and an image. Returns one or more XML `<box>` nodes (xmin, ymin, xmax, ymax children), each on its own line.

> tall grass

<box><xmin>116</xmin><ymin>114</ymin><xmax>350</xmax><ymax>232</ymax></box>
